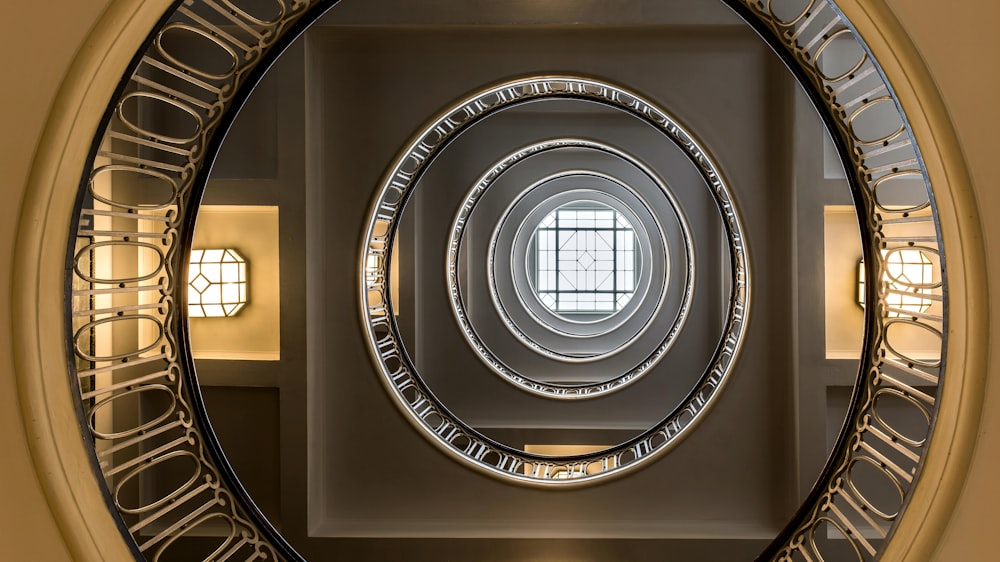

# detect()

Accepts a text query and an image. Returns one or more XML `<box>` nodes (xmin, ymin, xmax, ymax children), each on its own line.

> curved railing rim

<box><xmin>62</xmin><ymin>1</ymin><xmax>954</xmax><ymax>560</ymax></box>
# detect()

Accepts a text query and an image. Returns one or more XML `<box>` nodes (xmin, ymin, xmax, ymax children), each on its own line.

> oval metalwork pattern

<box><xmin>73</xmin><ymin>314</ymin><xmax>165</xmax><ymax>362</ymax></box>
<box><xmin>118</xmin><ymin>91</ymin><xmax>206</xmax><ymax>145</ymax></box>
<box><xmin>156</xmin><ymin>23</ymin><xmax>241</xmax><ymax>81</ymax></box>
<box><xmin>89</xmin><ymin>165</ymin><xmax>179</xmax><ymax>211</ymax></box>
<box><xmin>113</xmin><ymin>450</ymin><xmax>204</xmax><ymax>515</ymax></box>
<box><xmin>88</xmin><ymin>384</ymin><xmax>178</xmax><ymax>441</ymax></box>
<box><xmin>65</xmin><ymin>0</ymin><xmax>949</xmax><ymax>560</ymax></box>
<box><xmin>73</xmin><ymin>240</ymin><xmax>165</xmax><ymax>284</ymax></box>
<box><xmin>68</xmin><ymin>1</ymin><xmax>320</xmax><ymax>559</ymax></box>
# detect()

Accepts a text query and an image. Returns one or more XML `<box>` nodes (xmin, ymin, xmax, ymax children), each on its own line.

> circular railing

<box><xmin>66</xmin><ymin>1</ymin><xmax>947</xmax><ymax>560</ymax></box>
<box><xmin>362</xmin><ymin>75</ymin><xmax>746</xmax><ymax>481</ymax></box>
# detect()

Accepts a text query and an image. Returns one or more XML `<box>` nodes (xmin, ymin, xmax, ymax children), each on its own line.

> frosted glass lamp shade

<box><xmin>858</xmin><ymin>249</ymin><xmax>933</xmax><ymax>316</ymax></box>
<box><xmin>189</xmin><ymin>248</ymin><xmax>248</xmax><ymax>317</ymax></box>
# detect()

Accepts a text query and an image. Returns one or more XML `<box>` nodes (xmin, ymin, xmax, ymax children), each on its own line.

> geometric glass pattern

<box><xmin>858</xmin><ymin>248</ymin><xmax>933</xmax><ymax>317</ymax></box>
<box><xmin>532</xmin><ymin>202</ymin><xmax>637</xmax><ymax>315</ymax></box>
<box><xmin>188</xmin><ymin>248</ymin><xmax>248</xmax><ymax>317</ymax></box>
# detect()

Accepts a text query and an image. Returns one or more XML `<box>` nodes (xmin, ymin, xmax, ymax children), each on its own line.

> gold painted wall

<box><xmin>0</xmin><ymin>0</ymin><xmax>995</xmax><ymax>559</ymax></box>
<box><xmin>0</xmin><ymin>2</ymin><xmax>113</xmax><ymax>559</ymax></box>
<box><xmin>884</xmin><ymin>2</ymin><xmax>1000</xmax><ymax>559</ymax></box>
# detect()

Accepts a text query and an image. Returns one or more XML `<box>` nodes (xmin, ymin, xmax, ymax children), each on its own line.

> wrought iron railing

<box><xmin>730</xmin><ymin>2</ymin><xmax>946</xmax><ymax>559</ymax></box>
<box><xmin>66</xmin><ymin>0</ymin><xmax>946</xmax><ymax>560</ymax></box>
<box><xmin>68</xmin><ymin>1</ymin><xmax>338</xmax><ymax>559</ymax></box>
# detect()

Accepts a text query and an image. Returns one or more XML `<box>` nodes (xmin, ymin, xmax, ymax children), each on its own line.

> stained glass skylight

<box><xmin>530</xmin><ymin>201</ymin><xmax>638</xmax><ymax>317</ymax></box>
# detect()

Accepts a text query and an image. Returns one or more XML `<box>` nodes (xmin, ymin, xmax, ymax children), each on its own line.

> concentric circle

<box><xmin>447</xmin><ymin>135</ymin><xmax>701</xmax><ymax>397</ymax></box>
<box><xmin>362</xmin><ymin>75</ymin><xmax>749</xmax><ymax>483</ymax></box>
<box><xmin>523</xmin><ymin>198</ymin><xmax>642</xmax><ymax>322</ymax></box>
<box><xmin>506</xmin><ymin>186</ymin><xmax>652</xmax><ymax>337</ymax></box>
<box><xmin>55</xmin><ymin>0</ymin><xmax>957</xmax><ymax>558</ymax></box>
<box><xmin>449</xmin><ymin>136</ymin><xmax>699</xmax><ymax>395</ymax></box>
<box><xmin>487</xmin><ymin>170</ymin><xmax>666</xmax><ymax>355</ymax></box>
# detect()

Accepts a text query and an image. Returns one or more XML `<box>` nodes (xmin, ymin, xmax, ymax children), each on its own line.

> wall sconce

<box><xmin>857</xmin><ymin>248</ymin><xmax>933</xmax><ymax>316</ymax></box>
<box><xmin>189</xmin><ymin>248</ymin><xmax>248</xmax><ymax>317</ymax></box>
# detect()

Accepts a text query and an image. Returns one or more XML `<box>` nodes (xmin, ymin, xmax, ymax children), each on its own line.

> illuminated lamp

<box><xmin>189</xmin><ymin>248</ymin><xmax>248</xmax><ymax>317</ymax></box>
<box><xmin>858</xmin><ymin>248</ymin><xmax>933</xmax><ymax>317</ymax></box>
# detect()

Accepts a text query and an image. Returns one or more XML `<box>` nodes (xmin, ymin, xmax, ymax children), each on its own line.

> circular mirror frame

<box><xmin>36</xmin><ymin>0</ymin><xmax>970</xmax><ymax>560</ymax></box>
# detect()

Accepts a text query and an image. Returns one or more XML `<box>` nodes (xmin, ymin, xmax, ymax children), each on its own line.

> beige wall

<box><xmin>0</xmin><ymin>1</ymin><xmax>112</xmax><ymax>559</ymax></box>
<box><xmin>0</xmin><ymin>0</ymin><xmax>995</xmax><ymax>559</ymax></box>
<box><xmin>884</xmin><ymin>1</ymin><xmax>1000</xmax><ymax>558</ymax></box>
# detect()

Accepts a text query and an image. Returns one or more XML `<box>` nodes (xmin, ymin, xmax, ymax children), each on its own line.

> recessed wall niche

<box><xmin>824</xmin><ymin>206</ymin><xmax>942</xmax><ymax>360</ymax></box>
<box><xmin>189</xmin><ymin>205</ymin><xmax>280</xmax><ymax>360</ymax></box>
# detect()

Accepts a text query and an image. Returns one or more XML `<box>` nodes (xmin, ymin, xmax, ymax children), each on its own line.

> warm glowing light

<box><xmin>365</xmin><ymin>254</ymin><xmax>380</xmax><ymax>281</ymax></box>
<box><xmin>522</xmin><ymin>444</ymin><xmax>611</xmax><ymax>479</ymax></box>
<box><xmin>365</xmin><ymin>236</ymin><xmax>399</xmax><ymax>316</ymax></box>
<box><xmin>189</xmin><ymin>248</ymin><xmax>248</xmax><ymax>317</ymax></box>
<box><xmin>858</xmin><ymin>249</ymin><xmax>934</xmax><ymax>316</ymax></box>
